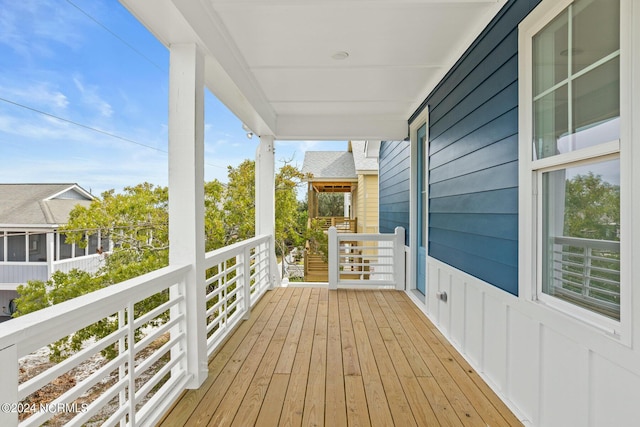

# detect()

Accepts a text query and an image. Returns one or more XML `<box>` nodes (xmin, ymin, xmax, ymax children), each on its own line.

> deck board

<box><xmin>159</xmin><ymin>288</ymin><xmax>523</xmax><ymax>427</ymax></box>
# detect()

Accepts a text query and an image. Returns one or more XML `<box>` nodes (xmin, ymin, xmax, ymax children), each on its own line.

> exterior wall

<box><xmin>56</xmin><ymin>188</ymin><xmax>89</xmax><ymax>200</ymax></box>
<box><xmin>378</xmin><ymin>140</ymin><xmax>410</xmax><ymax>245</ymax></box>
<box><xmin>421</xmin><ymin>258</ymin><xmax>640</xmax><ymax>427</ymax></box>
<box><xmin>411</xmin><ymin>0</ymin><xmax>541</xmax><ymax>296</ymax></box>
<box><xmin>356</xmin><ymin>174</ymin><xmax>379</xmax><ymax>234</ymax></box>
<box><xmin>0</xmin><ymin>264</ymin><xmax>48</xmax><ymax>286</ymax></box>
<box><xmin>392</xmin><ymin>1</ymin><xmax>640</xmax><ymax>426</ymax></box>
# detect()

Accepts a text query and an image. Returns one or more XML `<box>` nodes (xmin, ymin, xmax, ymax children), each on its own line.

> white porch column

<box><xmin>46</xmin><ymin>233</ymin><xmax>55</xmax><ymax>276</ymax></box>
<box><xmin>255</xmin><ymin>135</ymin><xmax>281</xmax><ymax>288</ymax></box>
<box><xmin>168</xmin><ymin>43</ymin><xmax>207</xmax><ymax>388</ymax></box>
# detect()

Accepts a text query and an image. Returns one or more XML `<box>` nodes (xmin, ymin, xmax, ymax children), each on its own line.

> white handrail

<box><xmin>203</xmin><ymin>234</ymin><xmax>273</xmax><ymax>356</ymax></box>
<box><xmin>0</xmin><ymin>264</ymin><xmax>190</xmax><ymax>354</ymax></box>
<box><xmin>0</xmin><ymin>234</ymin><xmax>277</xmax><ymax>427</ymax></box>
<box><xmin>328</xmin><ymin>226</ymin><xmax>405</xmax><ymax>290</ymax></box>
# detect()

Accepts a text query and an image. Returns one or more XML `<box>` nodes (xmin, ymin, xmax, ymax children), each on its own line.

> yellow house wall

<box><xmin>355</xmin><ymin>174</ymin><xmax>378</xmax><ymax>234</ymax></box>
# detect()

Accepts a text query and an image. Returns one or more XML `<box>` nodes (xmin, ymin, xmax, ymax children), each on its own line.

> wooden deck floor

<box><xmin>159</xmin><ymin>287</ymin><xmax>523</xmax><ymax>427</ymax></box>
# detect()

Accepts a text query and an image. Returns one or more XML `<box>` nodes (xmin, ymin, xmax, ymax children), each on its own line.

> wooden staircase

<box><xmin>304</xmin><ymin>252</ymin><xmax>328</xmax><ymax>282</ymax></box>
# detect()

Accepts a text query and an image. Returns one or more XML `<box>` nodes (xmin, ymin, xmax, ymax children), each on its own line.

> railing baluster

<box><xmin>0</xmin><ymin>344</ymin><xmax>18</xmax><ymax>426</ymax></box>
<box><xmin>328</xmin><ymin>227</ymin><xmax>338</xmax><ymax>290</ymax></box>
<box><xmin>242</xmin><ymin>246</ymin><xmax>252</xmax><ymax>320</ymax></box>
<box><xmin>127</xmin><ymin>301</ymin><xmax>136</xmax><ymax>427</ymax></box>
<box><xmin>118</xmin><ymin>309</ymin><xmax>127</xmax><ymax>427</ymax></box>
<box><xmin>394</xmin><ymin>227</ymin><xmax>406</xmax><ymax>290</ymax></box>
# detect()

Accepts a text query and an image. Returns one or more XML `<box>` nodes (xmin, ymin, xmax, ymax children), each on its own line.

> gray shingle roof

<box><xmin>0</xmin><ymin>184</ymin><xmax>93</xmax><ymax>226</ymax></box>
<box><xmin>350</xmin><ymin>141</ymin><xmax>378</xmax><ymax>172</ymax></box>
<box><xmin>301</xmin><ymin>151</ymin><xmax>356</xmax><ymax>180</ymax></box>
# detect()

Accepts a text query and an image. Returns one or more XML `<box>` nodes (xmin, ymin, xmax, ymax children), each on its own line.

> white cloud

<box><xmin>0</xmin><ymin>0</ymin><xmax>88</xmax><ymax>58</ymax></box>
<box><xmin>0</xmin><ymin>81</ymin><xmax>69</xmax><ymax>111</ymax></box>
<box><xmin>73</xmin><ymin>75</ymin><xmax>113</xmax><ymax>118</ymax></box>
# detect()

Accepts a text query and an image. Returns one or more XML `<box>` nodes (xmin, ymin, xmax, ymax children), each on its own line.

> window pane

<box><xmin>28</xmin><ymin>233</ymin><xmax>47</xmax><ymax>262</ymax></box>
<box><xmin>7</xmin><ymin>233</ymin><xmax>26</xmax><ymax>262</ymax></box>
<box><xmin>59</xmin><ymin>234</ymin><xmax>72</xmax><ymax>260</ymax></box>
<box><xmin>100</xmin><ymin>236</ymin><xmax>110</xmax><ymax>253</ymax></box>
<box><xmin>88</xmin><ymin>233</ymin><xmax>99</xmax><ymax>254</ymax></box>
<box><xmin>76</xmin><ymin>236</ymin><xmax>87</xmax><ymax>258</ymax></box>
<box><xmin>532</xmin><ymin>0</ymin><xmax>619</xmax><ymax>161</ymax></box>
<box><xmin>572</xmin><ymin>0</ymin><xmax>620</xmax><ymax>75</ymax></box>
<box><xmin>533</xmin><ymin>9</ymin><xmax>568</xmax><ymax>95</ymax></box>
<box><xmin>533</xmin><ymin>85</ymin><xmax>568</xmax><ymax>160</ymax></box>
<box><xmin>572</xmin><ymin>57</ymin><xmax>619</xmax><ymax>139</ymax></box>
<box><xmin>542</xmin><ymin>159</ymin><xmax>620</xmax><ymax>320</ymax></box>
<box><xmin>0</xmin><ymin>232</ymin><xmax>4</xmax><ymax>261</ymax></box>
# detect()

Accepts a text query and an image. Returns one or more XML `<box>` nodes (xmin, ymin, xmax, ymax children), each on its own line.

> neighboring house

<box><xmin>301</xmin><ymin>141</ymin><xmax>380</xmax><ymax>281</ymax></box>
<box><xmin>302</xmin><ymin>141</ymin><xmax>379</xmax><ymax>234</ymax></box>
<box><xmin>0</xmin><ymin>184</ymin><xmax>107</xmax><ymax>318</ymax></box>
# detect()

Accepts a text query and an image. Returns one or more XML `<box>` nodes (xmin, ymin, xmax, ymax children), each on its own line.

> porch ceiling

<box><xmin>119</xmin><ymin>0</ymin><xmax>507</xmax><ymax>141</ymax></box>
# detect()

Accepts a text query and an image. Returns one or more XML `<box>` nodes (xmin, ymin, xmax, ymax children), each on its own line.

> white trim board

<box><xmin>408</xmin><ymin>256</ymin><xmax>640</xmax><ymax>427</ymax></box>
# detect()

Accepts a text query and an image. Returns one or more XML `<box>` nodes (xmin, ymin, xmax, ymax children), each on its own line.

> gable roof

<box><xmin>350</xmin><ymin>140</ymin><xmax>379</xmax><ymax>173</ymax></box>
<box><xmin>301</xmin><ymin>151</ymin><xmax>357</xmax><ymax>181</ymax></box>
<box><xmin>0</xmin><ymin>184</ymin><xmax>94</xmax><ymax>227</ymax></box>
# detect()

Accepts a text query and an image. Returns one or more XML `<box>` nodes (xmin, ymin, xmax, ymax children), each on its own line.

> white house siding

<box><xmin>0</xmin><ymin>264</ymin><xmax>48</xmax><ymax>286</ymax></box>
<box><xmin>416</xmin><ymin>258</ymin><xmax>640</xmax><ymax>426</ymax></box>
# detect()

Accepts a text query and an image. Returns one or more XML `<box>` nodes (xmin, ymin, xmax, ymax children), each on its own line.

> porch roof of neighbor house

<box><xmin>302</xmin><ymin>151</ymin><xmax>357</xmax><ymax>181</ymax></box>
<box><xmin>0</xmin><ymin>183</ymin><xmax>93</xmax><ymax>227</ymax></box>
<box><xmin>118</xmin><ymin>0</ymin><xmax>507</xmax><ymax>141</ymax></box>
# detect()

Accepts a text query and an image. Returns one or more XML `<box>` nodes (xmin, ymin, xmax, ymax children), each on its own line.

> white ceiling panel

<box><xmin>120</xmin><ymin>0</ymin><xmax>507</xmax><ymax>140</ymax></box>
<box><xmin>253</xmin><ymin>67</ymin><xmax>442</xmax><ymax>102</ymax></box>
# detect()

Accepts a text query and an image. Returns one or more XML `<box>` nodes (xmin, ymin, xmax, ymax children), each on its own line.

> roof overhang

<box><xmin>309</xmin><ymin>181</ymin><xmax>356</xmax><ymax>193</ymax></box>
<box><xmin>119</xmin><ymin>0</ymin><xmax>507</xmax><ymax>141</ymax></box>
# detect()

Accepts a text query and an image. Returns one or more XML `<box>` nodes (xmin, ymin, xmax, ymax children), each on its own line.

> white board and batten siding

<box><xmin>0</xmin><ymin>264</ymin><xmax>48</xmax><ymax>286</ymax></box>
<box><xmin>410</xmin><ymin>257</ymin><xmax>640</xmax><ymax>427</ymax></box>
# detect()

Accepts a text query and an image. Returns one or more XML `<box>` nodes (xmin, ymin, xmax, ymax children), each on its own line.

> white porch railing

<box><xmin>551</xmin><ymin>236</ymin><xmax>620</xmax><ymax>318</ymax></box>
<box><xmin>203</xmin><ymin>235</ymin><xmax>272</xmax><ymax>356</ymax></box>
<box><xmin>0</xmin><ymin>235</ymin><xmax>274</xmax><ymax>427</ymax></box>
<box><xmin>52</xmin><ymin>253</ymin><xmax>106</xmax><ymax>275</ymax></box>
<box><xmin>328</xmin><ymin>226</ymin><xmax>405</xmax><ymax>290</ymax></box>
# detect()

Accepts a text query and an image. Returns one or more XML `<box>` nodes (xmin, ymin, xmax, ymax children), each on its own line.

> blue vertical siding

<box><xmin>378</xmin><ymin>140</ymin><xmax>410</xmax><ymax>246</ymax></box>
<box><xmin>414</xmin><ymin>0</ymin><xmax>540</xmax><ymax>295</ymax></box>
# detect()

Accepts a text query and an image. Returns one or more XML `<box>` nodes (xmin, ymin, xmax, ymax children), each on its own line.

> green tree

<box><xmin>224</xmin><ymin>160</ymin><xmax>255</xmax><ymax>242</ymax></box>
<box><xmin>564</xmin><ymin>172</ymin><xmax>620</xmax><ymax>240</ymax></box>
<box><xmin>14</xmin><ymin>163</ymin><xmax>305</xmax><ymax>361</ymax></box>
<box><xmin>14</xmin><ymin>181</ymin><xmax>227</xmax><ymax>360</ymax></box>
<box><xmin>224</xmin><ymin>159</ymin><xmax>306</xmax><ymax>254</ymax></box>
<box><xmin>317</xmin><ymin>192</ymin><xmax>345</xmax><ymax>217</ymax></box>
<box><xmin>275</xmin><ymin>163</ymin><xmax>306</xmax><ymax>255</ymax></box>
<box><xmin>61</xmin><ymin>183</ymin><xmax>171</xmax><ymax>285</ymax></box>
<box><xmin>205</xmin><ymin>180</ymin><xmax>226</xmax><ymax>251</ymax></box>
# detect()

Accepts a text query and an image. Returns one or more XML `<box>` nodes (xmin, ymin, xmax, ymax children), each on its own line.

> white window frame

<box><xmin>518</xmin><ymin>0</ymin><xmax>634</xmax><ymax>342</ymax></box>
<box><xmin>409</xmin><ymin>107</ymin><xmax>429</xmax><ymax>302</ymax></box>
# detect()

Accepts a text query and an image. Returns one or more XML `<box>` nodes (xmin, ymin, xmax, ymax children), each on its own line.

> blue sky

<box><xmin>0</xmin><ymin>0</ymin><xmax>345</xmax><ymax>197</ymax></box>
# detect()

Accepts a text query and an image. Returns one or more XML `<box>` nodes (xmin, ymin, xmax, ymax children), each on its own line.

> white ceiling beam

<box><xmin>171</xmin><ymin>0</ymin><xmax>277</xmax><ymax>136</ymax></box>
<box><xmin>275</xmin><ymin>115</ymin><xmax>408</xmax><ymax>141</ymax></box>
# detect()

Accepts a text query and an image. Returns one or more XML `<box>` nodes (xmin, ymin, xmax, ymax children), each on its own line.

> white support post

<box><xmin>47</xmin><ymin>233</ymin><xmax>55</xmax><ymax>276</ymax></box>
<box><xmin>168</xmin><ymin>43</ymin><xmax>207</xmax><ymax>388</ymax></box>
<box><xmin>255</xmin><ymin>135</ymin><xmax>280</xmax><ymax>289</ymax></box>
<box><xmin>328</xmin><ymin>226</ymin><xmax>338</xmax><ymax>289</ymax></box>
<box><xmin>394</xmin><ymin>227</ymin><xmax>406</xmax><ymax>290</ymax></box>
<box><xmin>0</xmin><ymin>344</ymin><xmax>18</xmax><ymax>426</ymax></box>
